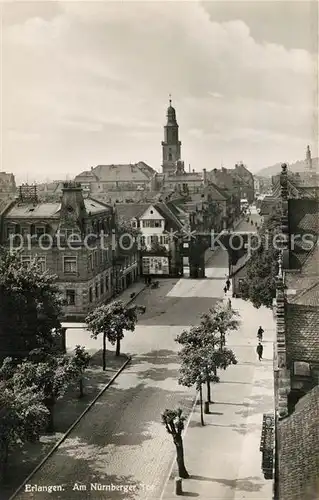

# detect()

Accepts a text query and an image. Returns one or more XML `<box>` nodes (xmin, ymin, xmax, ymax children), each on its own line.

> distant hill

<box><xmin>257</xmin><ymin>157</ymin><xmax>319</xmax><ymax>178</ymax></box>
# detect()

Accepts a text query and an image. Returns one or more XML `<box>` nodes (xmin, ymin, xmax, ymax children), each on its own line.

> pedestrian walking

<box><xmin>223</xmin><ymin>286</ymin><xmax>227</xmax><ymax>294</ymax></box>
<box><xmin>256</xmin><ymin>342</ymin><xmax>263</xmax><ymax>361</ymax></box>
<box><xmin>257</xmin><ymin>326</ymin><xmax>264</xmax><ymax>341</ymax></box>
<box><xmin>226</xmin><ymin>278</ymin><xmax>231</xmax><ymax>291</ymax></box>
<box><xmin>228</xmin><ymin>298</ymin><xmax>232</xmax><ymax>309</ymax></box>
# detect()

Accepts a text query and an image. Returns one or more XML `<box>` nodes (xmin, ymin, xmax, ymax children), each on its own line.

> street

<box><xmin>14</xmin><ymin>219</ymin><xmax>274</xmax><ymax>500</ymax></box>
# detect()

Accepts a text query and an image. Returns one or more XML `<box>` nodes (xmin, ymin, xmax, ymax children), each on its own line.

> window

<box><xmin>100</xmin><ymin>279</ymin><xmax>104</xmax><ymax>295</ymax></box>
<box><xmin>131</xmin><ymin>220</ymin><xmax>137</xmax><ymax>228</ymax></box>
<box><xmin>95</xmin><ymin>283</ymin><xmax>99</xmax><ymax>298</ymax></box>
<box><xmin>63</xmin><ymin>256</ymin><xmax>77</xmax><ymax>274</ymax></box>
<box><xmin>105</xmin><ymin>275</ymin><xmax>109</xmax><ymax>290</ymax></box>
<box><xmin>37</xmin><ymin>256</ymin><xmax>46</xmax><ymax>272</ymax></box>
<box><xmin>149</xmin><ymin>235</ymin><xmax>157</xmax><ymax>245</ymax></box>
<box><xmin>35</xmin><ymin>226</ymin><xmax>45</xmax><ymax>238</ymax></box>
<box><xmin>66</xmin><ymin>289</ymin><xmax>75</xmax><ymax>306</ymax></box>
<box><xmin>6</xmin><ymin>225</ymin><xmax>15</xmax><ymax>239</ymax></box>
<box><xmin>89</xmin><ymin>287</ymin><xmax>93</xmax><ymax>303</ymax></box>
<box><xmin>88</xmin><ymin>254</ymin><xmax>93</xmax><ymax>270</ymax></box>
<box><xmin>21</xmin><ymin>255</ymin><xmax>31</xmax><ymax>268</ymax></box>
<box><xmin>160</xmin><ymin>235</ymin><xmax>169</xmax><ymax>245</ymax></box>
<box><xmin>94</xmin><ymin>250</ymin><xmax>98</xmax><ymax>267</ymax></box>
<box><xmin>142</xmin><ymin>220</ymin><xmax>162</xmax><ymax>228</ymax></box>
<box><xmin>140</xmin><ymin>236</ymin><xmax>146</xmax><ymax>247</ymax></box>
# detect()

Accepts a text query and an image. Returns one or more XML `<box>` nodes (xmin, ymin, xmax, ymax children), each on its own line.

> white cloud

<box><xmin>1</xmin><ymin>1</ymin><xmax>317</xmax><ymax>180</ymax></box>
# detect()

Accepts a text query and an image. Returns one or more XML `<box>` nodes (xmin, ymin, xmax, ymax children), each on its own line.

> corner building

<box><xmin>0</xmin><ymin>183</ymin><xmax>139</xmax><ymax>320</ymax></box>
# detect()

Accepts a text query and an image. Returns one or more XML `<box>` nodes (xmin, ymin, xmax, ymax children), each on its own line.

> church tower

<box><xmin>161</xmin><ymin>97</ymin><xmax>182</xmax><ymax>175</ymax></box>
<box><xmin>306</xmin><ymin>145</ymin><xmax>312</xmax><ymax>170</ymax></box>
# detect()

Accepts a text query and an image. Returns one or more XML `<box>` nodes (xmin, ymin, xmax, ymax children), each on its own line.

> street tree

<box><xmin>178</xmin><ymin>345</ymin><xmax>220</xmax><ymax>424</ymax></box>
<box><xmin>200</xmin><ymin>304</ymin><xmax>239</xmax><ymax>351</ymax></box>
<box><xmin>11</xmin><ymin>355</ymin><xmax>74</xmax><ymax>432</ymax></box>
<box><xmin>68</xmin><ymin>345</ymin><xmax>91</xmax><ymax>398</ymax></box>
<box><xmin>0</xmin><ymin>380</ymin><xmax>48</xmax><ymax>481</ymax></box>
<box><xmin>0</xmin><ymin>249</ymin><xmax>63</xmax><ymax>359</ymax></box>
<box><xmin>239</xmin><ymin>215</ymin><xmax>281</xmax><ymax>308</ymax></box>
<box><xmin>161</xmin><ymin>408</ymin><xmax>189</xmax><ymax>479</ymax></box>
<box><xmin>86</xmin><ymin>300</ymin><xmax>146</xmax><ymax>367</ymax></box>
<box><xmin>176</xmin><ymin>309</ymin><xmax>238</xmax><ymax>404</ymax></box>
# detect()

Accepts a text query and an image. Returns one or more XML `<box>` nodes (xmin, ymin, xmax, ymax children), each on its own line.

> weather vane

<box><xmin>169</xmin><ymin>93</ymin><xmax>172</xmax><ymax>106</ymax></box>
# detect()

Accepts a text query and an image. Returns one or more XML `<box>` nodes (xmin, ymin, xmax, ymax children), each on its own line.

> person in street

<box><xmin>223</xmin><ymin>286</ymin><xmax>227</xmax><ymax>294</ymax></box>
<box><xmin>226</xmin><ymin>278</ymin><xmax>231</xmax><ymax>291</ymax></box>
<box><xmin>228</xmin><ymin>298</ymin><xmax>232</xmax><ymax>309</ymax></box>
<box><xmin>257</xmin><ymin>326</ymin><xmax>264</xmax><ymax>341</ymax></box>
<box><xmin>256</xmin><ymin>342</ymin><xmax>263</xmax><ymax>361</ymax></box>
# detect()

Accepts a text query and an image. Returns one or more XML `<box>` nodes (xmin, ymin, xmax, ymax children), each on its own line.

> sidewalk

<box><xmin>114</xmin><ymin>279</ymin><xmax>147</xmax><ymax>306</ymax></box>
<box><xmin>161</xmin><ymin>289</ymin><xmax>275</xmax><ymax>500</ymax></box>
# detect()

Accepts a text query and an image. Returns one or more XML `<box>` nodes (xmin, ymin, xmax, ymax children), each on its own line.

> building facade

<box><xmin>1</xmin><ymin>183</ymin><xmax>139</xmax><ymax>320</ymax></box>
<box><xmin>271</xmin><ymin>164</ymin><xmax>319</xmax><ymax>499</ymax></box>
<box><xmin>74</xmin><ymin>162</ymin><xmax>157</xmax><ymax>203</ymax></box>
<box><xmin>116</xmin><ymin>201</ymin><xmax>184</xmax><ymax>277</ymax></box>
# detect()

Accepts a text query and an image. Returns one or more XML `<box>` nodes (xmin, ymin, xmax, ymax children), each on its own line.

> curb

<box><xmin>9</xmin><ymin>355</ymin><xmax>132</xmax><ymax>500</ymax></box>
<box><xmin>125</xmin><ymin>283</ymin><xmax>147</xmax><ymax>306</ymax></box>
<box><xmin>159</xmin><ymin>391</ymin><xmax>199</xmax><ymax>500</ymax></box>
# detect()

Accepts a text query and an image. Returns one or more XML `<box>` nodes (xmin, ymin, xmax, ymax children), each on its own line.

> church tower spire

<box><xmin>161</xmin><ymin>96</ymin><xmax>182</xmax><ymax>175</ymax></box>
<box><xmin>306</xmin><ymin>145</ymin><xmax>312</xmax><ymax>170</ymax></box>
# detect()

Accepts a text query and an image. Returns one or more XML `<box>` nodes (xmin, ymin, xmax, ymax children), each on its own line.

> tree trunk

<box><xmin>206</xmin><ymin>379</ymin><xmax>211</xmax><ymax>403</ymax></box>
<box><xmin>199</xmin><ymin>384</ymin><xmax>204</xmax><ymax>426</ymax></box>
<box><xmin>79</xmin><ymin>377</ymin><xmax>84</xmax><ymax>398</ymax></box>
<box><xmin>115</xmin><ymin>334</ymin><xmax>121</xmax><ymax>357</ymax></box>
<box><xmin>173</xmin><ymin>434</ymin><xmax>189</xmax><ymax>479</ymax></box>
<box><xmin>103</xmin><ymin>332</ymin><xmax>106</xmax><ymax>371</ymax></box>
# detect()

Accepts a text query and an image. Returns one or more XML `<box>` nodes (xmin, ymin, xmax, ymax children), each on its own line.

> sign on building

<box><xmin>142</xmin><ymin>256</ymin><xmax>169</xmax><ymax>275</ymax></box>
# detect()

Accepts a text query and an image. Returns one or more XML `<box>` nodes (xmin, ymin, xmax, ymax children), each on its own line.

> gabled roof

<box><xmin>205</xmin><ymin>183</ymin><xmax>227</xmax><ymax>201</ymax></box>
<box><xmin>84</xmin><ymin>198</ymin><xmax>113</xmax><ymax>215</ymax></box>
<box><xmin>115</xmin><ymin>201</ymin><xmax>183</xmax><ymax>231</ymax></box>
<box><xmin>288</xmin><ymin>199</ymin><xmax>319</xmax><ymax>269</ymax></box>
<box><xmin>75</xmin><ymin>171</ymin><xmax>99</xmax><ymax>181</ymax></box>
<box><xmin>278</xmin><ymin>386</ymin><xmax>319</xmax><ymax>500</ymax></box>
<box><xmin>115</xmin><ymin>203</ymin><xmax>150</xmax><ymax>221</ymax></box>
<box><xmin>155</xmin><ymin>202</ymin><xmax>184</xmax><ymax>230</ymax></box>
<box><xmin>82</xmin><ymin>162</ymin><xmax>156</xmax><ymax>183</ymax></box>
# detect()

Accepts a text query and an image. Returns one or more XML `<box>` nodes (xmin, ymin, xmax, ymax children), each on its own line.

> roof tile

<box><xmin>278</xmin><ymin>386</ymin><xmax>319</xmax><ymax>500</ymax></box>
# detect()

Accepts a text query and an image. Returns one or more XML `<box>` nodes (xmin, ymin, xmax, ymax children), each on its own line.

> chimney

<box><xmin>59</xmin><ymin>182</ymin><xmax>87</xmax><ymax>234</ymax></box>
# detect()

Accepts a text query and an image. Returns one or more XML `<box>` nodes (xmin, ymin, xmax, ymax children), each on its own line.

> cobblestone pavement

<box><xmin>14</xmin><ymin>262</ymin><xmax>225</xmax><ymax>500</ymax></box>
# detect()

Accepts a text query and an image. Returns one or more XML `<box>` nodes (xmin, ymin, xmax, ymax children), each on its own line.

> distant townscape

<box><xmin>0</xmin><ymin>101</ymin><xmax>318</xmax><ymax>500</ymax></box>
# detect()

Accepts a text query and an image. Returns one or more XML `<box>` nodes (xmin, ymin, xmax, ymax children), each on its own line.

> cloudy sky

<box><xmin>1</xmin><ymin>1</ymin><xmax>318</xmax><ymax>183</ymax></box>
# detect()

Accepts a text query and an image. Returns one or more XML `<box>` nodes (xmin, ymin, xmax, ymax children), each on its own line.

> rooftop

<box><xmin>76</xmin><ymin>162</ymin><xmax>156</xmax><ymax>183</ymax></box>
<box><xmin>5</xmin><ymin>197</ymin><xmax>111</xmax><ymax>219</ymax></box>
<box><xmin>278</xmin><ymin>386</ymin><xmax>319</xmax><ymax>500</ymax></box>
